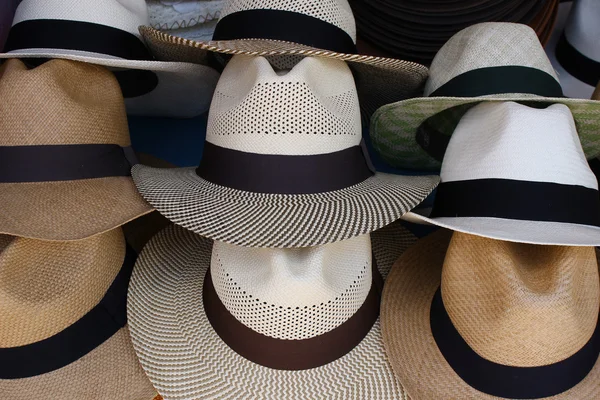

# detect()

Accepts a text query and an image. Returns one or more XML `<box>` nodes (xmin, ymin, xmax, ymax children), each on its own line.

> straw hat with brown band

<box><xmin>137</xmin><ymin>0</ymin><xmax>429</xmax><ymax>119</ymax></box>
<box><xmin>0</xmin><ymin>228</ymin><xmax>158</xmax><ymax>399</ymax></box>
<box><xmin>128</xmin><ymin>221</ymin><xmax>416</xmax><ymax>399</ymax></box>
<box><xmin>0</xmin><ymin>58</ymin><xmax>153</xmax><ymax>241</ymax></box>
<box><xmin>381</xmin><ymin>229</ymin><xmax>600</xmax><ymax>399</ymax></box>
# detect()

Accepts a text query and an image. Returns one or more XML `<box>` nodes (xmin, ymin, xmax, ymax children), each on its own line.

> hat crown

<box><xmin>0</xmin><ymin>229</ymin><xmax>125</xmax><ymax>347</ymax></box>
<box><xmin>0</xmin><ymin>59</ymin><xmax>130</xmax><ymax>147</ymax></box>
<box><xmin>441</xmin><ymin>232</ymin><xmax>600</xmax><ymax>367</ymax></box>
<box><xmin>425</xmin><ymin>22</ymin><xmax>558</xmax><ymax>96</ymax></box>
<box><xmin>206</xmin><ymin>55</ymin><xmax>361</xmax><ymax>156</ymax></box>
<box><xmin>440</xmin><ymin>101</ymin><xmax>598</xmax><ymax>190</ymax></box>
<box><xmin>211</xmin><ymin>234</ymin><xmax>372</xmax><ymax>340</ymax></box>
<box><xmin>564</xmin><ymin>0</ymin><xmax>600</xmax><ymax>62</ymax></box>
<box><xmin>13</xmin><ymin>0</ymin><xmax>148</xmax><ymax>37</ymax></box>
<box><xmin>220</xmin><ymin>0</ymin><xmax>356</xmax><ymax>42</ymax></box>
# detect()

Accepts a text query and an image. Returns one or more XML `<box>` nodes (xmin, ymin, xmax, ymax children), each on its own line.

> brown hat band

<box><xmin>430</xmin><ymin>288</ymin><xmax>600</xmax><ymax>398</ymax></box>
<box><xmin>203</xmin><ymin>263</ymin><xmax>383</xmax><ymax>371</ymax></box>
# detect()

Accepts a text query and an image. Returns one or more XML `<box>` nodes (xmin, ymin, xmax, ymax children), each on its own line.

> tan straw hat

<box><xmin>381</xmin><ymin>229</ymin><xmax>600</xmax><ymax>399</ymax></box>
<box><xmin>128</xmin><ymin>221</ymin><xmax>416</xmax><ymax>400</ymax></box>
<box><xmin>136</xmin><ymin>0</ymin><xmax>429</xmax><ymax>118</ymax></box>
<box><xmin>0</xmin><ymin>58</ymin><xmax>152</xmax><ymax>241</ymax></box>
<box><xmin>371</xmin><ymin>22</ymin><xmax>600</xmax><ymax>170</ymax></box>
<box><xmin>0</xmin><ymin>228</ymin><xmax>158</xmax><ymax>400</ymax></box>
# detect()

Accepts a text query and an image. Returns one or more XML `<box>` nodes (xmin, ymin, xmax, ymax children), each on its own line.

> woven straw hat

<box><xmin>0</xmin><ymin>0</ymin><xmax>220</xmax><ymax>118</ymax></box>
<box><xmin>547</xmin><ymin>0</ymin><xmax>600</xmax><ymax>99</ymax></box>
<box><xmin>132</xmin><ymin>55</ymin><xmax>439</xmax><ymax>248</ymax></box>
<box><xmin>136</xmin><ymin>0</ymin><xmax>429</xmax><ymax>118</ymax></box>
<box><xmin>128</xmin><ymin>221</ymin><xmax>416</xmax><ymax>400</ymax></box>
<box><xmin>370</xmin><ymin>22</ymin><xmax>600</xmax><ymax>170</ymax></box>
<box><xmin>0</xmin><ymin>58</ymin><xmax>152</xmax><ymax>241</ymax></box>
<box><xmin>381</xmin><ymin>229</ymin><xmax>600</xmax><ymax>399</ymax></box>
<box><xmin>0</xmin><ymin>228</ymin><xmax>158</xmax><ymax>400</ymax></box>
<box><xmin>402</xmin><ymin>101</ymin><xmax>600</xmax><ymax>246</ymax></box>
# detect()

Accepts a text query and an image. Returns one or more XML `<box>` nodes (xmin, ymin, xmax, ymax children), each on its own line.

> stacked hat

<box><xmin>0</xmin><ymin>0</ymin><xmax>220</xmax><ymax>117</ymax></box>
<box><xmin>349</xmin><ymin>0</ymin><xmax>559</xmax><ymax>65</ymax></box>
<box><xmin>0</xmin><ymin>0</ymin><xmax>19</xmax><ymax>50</ymax></box>
<box><xmin>371</xmin><ymin>22</ymin><xmax>600</xmax><ymax>171</ymax></box>
<box><xmin>147</xmin><ymin>0</ymin><xmax>224</xmax><ymax>41</ymax></box>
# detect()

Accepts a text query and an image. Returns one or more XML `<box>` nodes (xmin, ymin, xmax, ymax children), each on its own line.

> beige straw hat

<box><xmin>136</xmin><ymin>0</ymin><xmax>428</xmax><ymax>118</ymax></box>
<box><xmin>382</xmin><ymin>229</ymin><xmax>600</xmax><ymax>399</ymax></box>
<box><xmin>128</xmin><ymin>221</ymin><xmax>416</xmax><ymax>400</ymax></box>
<box><xmin>0</xmin><ymin>58</ymin><xmax>152</xmax><ymax>241</ymax></box>
<box><xmin>0</xmin><ymin>228</ymin><xmax>158</xmax><ymax>400</ymax></box>
<box><xmin>371</xmin><ymin>22</ymin><xmax>600</xmax><ymax>170</ymax></box>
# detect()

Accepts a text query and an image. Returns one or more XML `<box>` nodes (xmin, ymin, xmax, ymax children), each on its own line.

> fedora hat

<box><xmin>0</xmin><ymin>0</ymin><xmax>18</xmax><ymax>50</ymax></box>
<box><xmin>0</xmin><ymin>58</ymin><xmax>152</xmax><ymax>241</ymax></box>
<box><xmin>402</xmin><ymin>101</ymin><xmax>600</xmax><ymax>246</ymax></box>
<box><xmin>547</xmin><ymin>0</ymin><xmax>600</xmax><ymax>99</ymax></box>
<box><xmin>0</xmin><ymin>0</ymin><xmax>220</xmax><ymax>118</ymax></box>
<box><xmin>370</xmin><ymin>22</ymin><xmax>600</xmax><ymax>170</ymax></box>
<box><xmin>136</xmin><ymin>0</ymin><xmax>429</xmax><ymax>118</ymax></box>
<box><xmin>132</xmin><ymin>55</ymin><xmax>439</xmax><ymax>248</ymax></box>
<box><xmin>128</xmin><ymin>220</ymin><xmax>416</xmax><ymax>399</ymax></box>
<box><xmin>0</xmin><ymin>228</ymin><xmax>158</xmax><ymax>400</ymax></box>
<box><xmin>381</xmin><ymin>229</ymin><xmax>600</xmax><ymax>399</ymax></box>
<box><xmin>147</xmin><ymin>0</ymin><xmax>223</xmax><ymax>34</ymax></box>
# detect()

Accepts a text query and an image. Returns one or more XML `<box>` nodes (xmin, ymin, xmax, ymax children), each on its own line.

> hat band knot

<box><xmin>212</xmin><ymin>9</ymin><xmax>357</xmax><ymax>55</ymax></box>
<box><xmin>4</xmin><ymin>19</ymin><xmax>159</xmax><ymax>98</ymax></box>
<box><xmin>0</xmin><ymin>245</ymin><xmax>136</xmax><ymax>379</ymax></box>
<box><xmin>203</xmin><ymin>262</ymin><xmax>382</xmax><ymax>370</ymax></box>
<box><xmin>430</xmin><ymin>178</ymin><xmax>600</xmax><ymax>227</ymax></box>
<box><xmin>430</xmin><ymin>288</ymin><xmax>600</xmax><ymax>398</ymax></box>
<box><xmin>196</xmin><ymin>141</ymin><xmax>375</xmax><ymax>194</ymax></box>
<box><xmin>556</xmin><ymin>33</ymin><xmax>600</xmax><ymax>87</ymax></box>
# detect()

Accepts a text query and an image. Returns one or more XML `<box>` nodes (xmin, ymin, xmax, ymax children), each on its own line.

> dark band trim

<box><xmin>555</xmin><ymin>33</ymin><xmax>600</xmax><ymax>87</ymax></box>
<box><xmin>0</xmin><ymin>144</ymin><xmax>137</xmax><ymax>183</ymax></box>
<box><xmin>212</xmin><ymin>9</ymin><xmax>357</xmax><ymax>54</ymax></box>
<box><xmin>196</xmin><ymin>141</ymin><xmax>374</xmax><ymax>194</ymax></box>
<box><xmin>430</xmin><ymin>288</ymin><xmax>600</xmax><ymax>398</ymax></box>
<box><xmin>4</xmin><ymin>19</ymin><xmax>152</xmax><ymax>61</ymax></box>
<box><xmin>429</xmin><ymin>66</ymin><xmax>564</xmax><ymax>98</ymax></box>
<box><xmin>203</xmin><ymin>262</ymin><xmax>382</xmax><ymax>370</ymax></box>
<box><xmin>0</xmin><ymin>246</ymin><xmax>136</xmax><ymax>379</ymax></box>
<box><xmin>430</xmin><ymin>179</ymin><xmax>600</xmax><ymax>227</ymax></box>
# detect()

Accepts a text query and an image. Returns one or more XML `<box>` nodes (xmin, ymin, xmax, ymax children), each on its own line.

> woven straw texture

<box><xmin>381</xmin><ymin>229</ymin><xmax>600</xmax><ymax>399</ymax></box>
<box><xmin>127</xmin><ymin>222</ymin><xmax>416</xmax><ymax>400</ymax></box>
<box><xmin>0</xmin><ymin>59</ymin><xmax>152</xmax><ymax>240</ymax></box>
<box><xmin>370</xmin><ymin>22</ymin><xmax>600</xmax><ymax>170</ymax></box>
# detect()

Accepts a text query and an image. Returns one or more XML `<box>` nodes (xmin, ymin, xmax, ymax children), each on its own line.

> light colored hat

<box><xmin>132</xmin><ymin>55</ymin><xmax>439</xmax><ymax>248</ymax></box>
<box><xmin>128</xmin><ymin>221</ymin><xmax>416</xmax><ymax>400</ymax></box>
<box><xmin>136</xmin><ymin>0</ymin><xmax>429</xmax><ymax>118</ymax></box>
<box><xmin>402</xmin><ymin>101</ymin><xmax>600</xmax><ymax>246</ymax></box>
<box><xmin>381</xmin><ymin>229</ymin><xmax>600</xmax><ymax>399</ymax></box>
<box><xmin>147</xmin><ymin>0</ymin><xmax>223</xmax><ymax>31</ymax></box>
<box><xmin>0</xmin><ymin>228</ymin><xmax>158</xmax><ymax>400</ymax></box>
<box><xmin>547</xmin><ymin>0</ymin><xmax>600</xmax><ymax>99</ymax></box>
<box><xmin>0</xmin><ymin>0</ymin><xmax>220</xmax><ymax>117</ymax></box>
<box><xmin>371</xmin><ymin>22</ymin><xmax>600</xmax><ymax>170</ymax></box>
<box><xmin>0</xmin><ymin>58</ymin><xmax>153</xmax><ymax>241</ymax></box>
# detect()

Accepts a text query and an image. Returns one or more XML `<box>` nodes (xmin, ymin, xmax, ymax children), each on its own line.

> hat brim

<box><xmin>371</xmin><ymin>95</ymin><xmax>600</xmax><ymax>170</ymax></box>
<box><xmin>381</xmin><ymin>229</ymin><xmax>600</xmax><ymax>400</ymax></box>
<box><xmin>137</xmin><ymin>26</ymin><xmax>429</xmax><ymax>117</ymax></box>
<box><xmin>127</xmin><ymin>223</ymin><xmax>414</xmax><ymax>399</ymax></box>
<box><xmin>0</xmin><ymin>327</ymin><xmax>158</xmax><ymax>400</ymax></box>
<box><xmin>0</xmin><ymin>177</ymin><xmax>153</xmax><ymax>241</ymax></box>
<box><xmin>131</xmin><ymin>165</ymin><xmax>439</xmax><ymax>248</ymax></box>
<box><xmin>402</xmin><ymin>210</ymin><xmax>600</xmax><ymax>246</ymax></box>
<box><xmin>0</xmin><ymin>50</ymin><xmax>220</xmax><ymax>118</ymax></box>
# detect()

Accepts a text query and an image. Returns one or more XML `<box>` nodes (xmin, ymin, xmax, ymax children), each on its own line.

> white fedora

<box><xmin>403</xmin><ymin>101</ymin><xmax>600</xmax><ymax>246</ymax></box>
<box><xmin>132</xmin><ymin>55</ymin><xmax>439</xmax><ymax>248</ymax></box>
<box><xmin>128</xmin><ymin>221</ymin><xmax>415</xmax><ymax>399</ymax></box>
<box><xmin>548</xmin><ymin>0</ymin><xmax>600</xmax><ymax>99</ymax></box>
<box><xmin>0</xmin><ymin>0</ymin><xmax>220</xmax><ymax>118</ymax></box>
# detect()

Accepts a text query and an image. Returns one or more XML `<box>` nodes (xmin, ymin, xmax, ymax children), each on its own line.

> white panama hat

<box><xmin>403</xmin><ymin>101</ymin><xmax>600</xmax><ymax>246</ymax></box>
<box><xmin>0</xmin><ymin>0</ymin><xmax>220</xmax><ymax>118</ymax></box>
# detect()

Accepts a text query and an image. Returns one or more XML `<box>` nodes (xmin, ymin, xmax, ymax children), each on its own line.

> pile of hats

<box><xmin>349</xmin><ymin>0</ymin><xmax>560</xmax><ymax>64</ymax></box>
